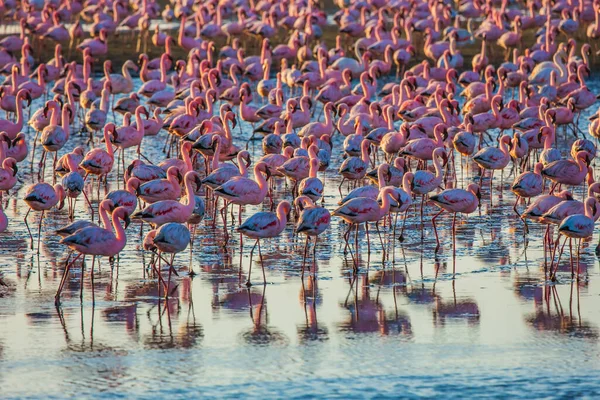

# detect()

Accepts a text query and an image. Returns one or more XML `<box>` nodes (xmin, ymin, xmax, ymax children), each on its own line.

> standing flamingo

<box><xmin>23</xmin><ymin>182</ymin><xmax>66</xmax><ymax>252</ymax></box>
<box><xmin>429</xmin><ymin>184</ymin><xmax>481</xmax><ymax>256</ymax></box>
<box><xmin>238</xmin><ymin>200</ymin><xmax>292</xmax><ymax>286</ymax></box>
<box><xmin>56</xmin><ymin>206</ymin><xmax>130</xmax><ymax>304</ymax></box>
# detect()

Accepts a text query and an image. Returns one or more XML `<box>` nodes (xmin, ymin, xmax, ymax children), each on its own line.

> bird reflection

<box><xmin>339</xmin><ymin>274</ymin><xmax>413</xmax><ymax>336</ymax></box>
<box><xmin>239</xmin><ymin>286</ymin><xmax>289</xmax><ymax>346</ymax></box>
<box><xmin>526</xmin><ymin>283</ymin><xmax>598</xmax><ymax>339</ymax></box>
<box><xmin>143</xmin><ymin>298</ymin><xmax>204</xmax><ymax>349</ymax></box>
<box><xmin>433</xmin><ymin>282</ymin><xmax>480</xmax><ymax>327</ymax></box>
<box><xmin>297</xmin><ymin>276</ymin><xmax>328</xmax><ymax>343</ymax></box>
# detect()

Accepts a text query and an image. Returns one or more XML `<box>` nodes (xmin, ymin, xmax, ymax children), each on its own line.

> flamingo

<box><xmin>238</xmin><ymin>200</ymin><xmax>292</xmax><ymax>285</ymax></box>
<box><xmin>23</xmin><ymin>182</ymin><xmax>66</xmax><ymax>252</ymax></box>
<box><xmin>56</xmin><ymin>206</ymin><xmax>130</xmax><ymax>304</ymax></box>
<box><xmin>429</xmin><ymin>184</ymin><xmax>481</xmax><ymax>257</ymax></box>
<box><xmin>552</xmin><ymin>197</ymin><xmax>600</xmax><ymax>280</ymax></box>
<box><xmin>145</xmin><ymin>222</ymin><xmax>191</xmax><ymax>296</ymax></box>
<box><xmin>333</xmin><ymin>186</ymin><xmax>400</xmax><ymax>263</ymax></box>
<box><xmin>132</xmin><ymin>171</ymin><xmax>202</xmax><ymax>227</ymax></box>
<box><xmin>295</xmin><ymin>195</ymin><xmax>331</xmax><ymax>277</ymax></box>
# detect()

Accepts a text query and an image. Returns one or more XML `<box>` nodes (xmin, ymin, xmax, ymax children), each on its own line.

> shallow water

<box><xmin>2</xmin><ymin>74</ymin><xmax>600</xmax><ymax>398</ymax></box>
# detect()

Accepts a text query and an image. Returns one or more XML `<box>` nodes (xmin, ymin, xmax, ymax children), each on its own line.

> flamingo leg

<box><xmin>55</xmin><ymin>252</ymin><xmax>83</xmax><ymax>304</ymax></box>
<box><xmin>432</xmin><ymin>208</ymin><xmax>445</xmax><ymax>252</ymax></box>
<box><xmin>246</xmin><ymin>239</ymin><xmax>258</xmax><ymax>287</ymax></box>
<box><xmin>80</xmin><ymin>255</ymin><xmax>85</xmax><ymax>301</ymax></box>
<box><xmin>258</xmin><ymin>239</ymin><xmax>266</xmax><ymax>285</ymax></box>
<box><xmin>301</xmin><ymin>235</ymin><xmax>309</xmax><ymax>279</ymax></box>
<box><xmin>36</xmin><ymin>211</ymin><xmax>44</xmax><ymax>254</ymax></box>
<box><xmin>24</xmin><ymin>208</ymin><xmax>33</xmax><ymax>249</ymax></box>
<box><xmin>91</xmin><ymin>256</ymin><xmax>96</xmax><ymax>306</ymax></box>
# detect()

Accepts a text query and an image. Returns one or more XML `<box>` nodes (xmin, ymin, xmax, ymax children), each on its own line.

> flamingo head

<box><xmin>54</xmin><ymin>184</ymin><xmax>66</xmax><ymax>210</ymax></box>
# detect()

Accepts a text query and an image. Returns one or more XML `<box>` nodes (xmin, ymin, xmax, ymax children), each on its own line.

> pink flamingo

<box><xmin>238</xmin><ymin>200</ymin><xmax>292</xmax><ymax>285</ymax></box>
<box><xmin>132</xmin><ymin>171</ymin><xmax>202</xmax><ymax>227</ymax></box>
<box><xmin>0</xmin><ymin>89</ymin><xmax>31</xmax><ymax>139</ymax></box>
<box><xmin>298</xmin><ymin>157</ymin><xmax>324</xmax><ymax>203</ymax></box>
<box><xmin>473</xmin><ymin>134</ymin><xmax>511</xmax><ymax>199</ymax></box>
<box><xmin>542</xmin><ymin>151</ymin><xmax>590</xmax><ymax>190</ymax></box>
<box><xmin>511</xmin><ymin>162</ymin><xmax>544</xmax><ymax>233</ymax></box>
<box><xmin>77</xmin><ymin>28</ymin><xmax>108</xmax><ymax>57</ymax></box>
<box><xmin>409</xmin><ymin>147</ymin><xmax>447</xmax><ymax>235</ymax></box>
<box><xmin>23</xmin><ymin>182</ymin><xmax>66</xmax><ymax>252</ymax></box>
<box><xmin>145</xmin><ymin>222</ymin><xmax>191</xmax><ymax>296</ymax></box>
<box><xmin>429</xmin><ymin>184</ymin><xmax>481</xmax><ymax>256</ymax></box>
<box><xmin>333</xmin><ymin>186</ymin><xmax>399</xmax><ymax>263</ymax></box>
<box><xmin>133</xmin><ymin>166</ymin><xmax>182</xmax><ymax>203</ymax></box>
<box><xmin>552</xmin><ymin>197</ymin><xmax>600</xmax><ymax>280</ymax></box>
<box><xmin>295</xmin><ymin>195</ymin><xmax>331</xmax><ymax>277</ymax></box>
<box><xmin>40</xmin><ymin>102</ymin><xmax>72</xmax><ymax>178</ymax></box>
<box><xmin>338</xmin><ymin>139</ymin><xmax>370</xmax><ymax>194</ymax></box>
<box><xmin>56</xmin><ymin>206</ymin><xmax>130</xmax><ymax>304</ymax></box>
<box><xmin>80</xmin><ymin>123</ymin><xmax>116</xmax><ymax>193</ymax></box>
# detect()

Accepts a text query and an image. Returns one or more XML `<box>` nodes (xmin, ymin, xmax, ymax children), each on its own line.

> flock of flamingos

<box><xmin>0</xmin><ymin>0</ymin><xmax>598</xmax><ymax>304</ymax></box>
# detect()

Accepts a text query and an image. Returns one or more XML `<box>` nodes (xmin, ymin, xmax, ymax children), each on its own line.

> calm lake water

<box><xmin>2</xmin><ymin>73</ymin><xmax>600</xmax><ymax>399</ymax></box>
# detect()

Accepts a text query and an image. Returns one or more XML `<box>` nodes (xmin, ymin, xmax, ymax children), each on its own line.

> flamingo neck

<box><xmin>361</xmin><ymin>143</ymin><xmax>369</xmax><ymax>164</ymax></box>
<box><xmin>276</xmin><ymin>204</ymin><xmax>288</xmax><ymax>229</ymax></box>
<box><xmin>377</xmin><ymin>166</ymin><xmax>387</xmax><ymax>188</ymax></box>
<box><xmin>111</xmin><ymin>212</ymin><xmax>126</xmax><ymax>243</ymax></box>
<box><xmin>15</xmin><ymin>93</ymin><xmax>24</xmax><ymax>128</ymax></box>
<box><xmin>212</xmin><ymin>139</ymin><xmax>221</xmax><ymax>170</ymax></box>
<box><xmin>101</xmin><ymin>90</ymin><xmax>110</xmax><ymax>112</ymax></box>
<box><xmin>62</xmin><ymin>108</ymin><xmax>69</xmax><ymax>138</ymax></box>
<box><xmin>135</xmin><ymin>110</ymin><xmax>144</xmax><ymax>135</ymax></box>
<box><xmin>50</xmin><ymin>103</ymin><xmax>60</xmax><ymax>126</ymax></box>
<box><xmin>238</xmin><ymin>154</ymin><xmax>248</xmax><ymax>176</ymax></box>
<box><xmin>255</xmin><ymin>167</ymin><xmax>268</xmax><ymax>199</ymax></box>
<box><xmin>182</xmin><ymin>175</ymin><xmax>196</xmax><ymax>211</ymax></box>
<box><xmin>104</xmin><ymin>130</ymin><xmax>114</xmax><ymax>158</ymax></box>
<box><xmin>499</xmin><ymin>138</ymin><xmax>510</xmax><ymax>156</ymax></box>
<box><xmin>99</xmin><ymin>203</ymin><xmax>111</xmax><ymax>229</ymax></box>
<box><xmin>379</xmin><ymin>189</ymin><xmax>392</xmax><ymax>218</ymax></box>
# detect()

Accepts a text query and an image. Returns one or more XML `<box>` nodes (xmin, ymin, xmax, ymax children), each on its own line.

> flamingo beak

<box><xmin>124</xmin><ymin>214</ymin><xmax>131</xmax><ymax>229</ymax></box>
<box><xmin>11</xmin><ymin>164</ymin><xmax>18</xmax><ymax>176</ymax></box>
<box><xmin>476</xmin><ymin>189</ymin><xmax>482</xmax><ymax>201</ymax></box>
<box><xmin>194</xmin><ymin>175</ymin><xmax>203</xmax><ymax>191</ymax></box>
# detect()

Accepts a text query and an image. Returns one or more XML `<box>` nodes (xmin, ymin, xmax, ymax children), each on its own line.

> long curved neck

<box><xmin>255</xmin><ymin>168</ymin><xmax>268</xmax><ymax>198</ymax></box>
<box><xmin>50</xmin><ymin>104</ymin><xmax>60</xmax><ymax>125</ymax></box>
<box><xmin>135</xmin><ymin>109</ymin><xmax>144</xmax><ymax>135</ymax></box>
<box><xmin>212</xmin><ymin>140</ymin><xmax>221</xmax><ymax>169</ymax></box>
<box><xmin>377</xmin><ymin>166</ymin><xmax>387</xmax><ymax>188</ymax></box>
<box><xmin>62</xmin><ymin>108</ymin><xmax>69</xmax><ymax>138</ymax></box>
<box><xmin>545</xmin><ymin>127</ymin><xmax>555</xmax><ymax>149</ymax></box>
<box><xmin>101</xmin><ymin>90</ymin><xmax>110</xmax><ymax>112</ymax></box>
<box><xmin>122</xmin><ymin>63</ymin><xmax>132</xmax><ymax>81</ymax></box>
<box><xmin>15</xmin><ymin>94</ymin><xmax>24</xmax><ymax>127</ymax></box>
<box><xmin>276</xmin><ymin>205</ymin><xmax>288</xmax><ymax>229</ymax></box>
<box><xmin>402</xmin><ymin>173</ymin><xmax>412</xmax><ymax>195</ymax></box>
<box><xmin>378</xmin><ymin>190</ymin><xmax>392</xmax><ymax>218</ymax></box>
<box><xmin>111</xmin><ymin>212</ymin><xmax>126</xmax><ymax>243</ymax></box>
<box><xmin>99</xmin><ymin>203</ymin><xmax>111</xmax><ymax>229</ymax></box>
<box><xmin>361</xmin><ymin>143</ymin><xmax>369</xmax><ymax>164</ymax></box>
<box><xmin>104</xmin><ymin>130</ymin><xmax>114</xmax><ymax>158</ymax></box>
<box><xmin>433</xmin><ymin>156</ymin><xmax>443</xmax><ymax>179</ymax></box>
<box><xmin>181</xmin><ymin>146</ymin><xmax>192</xmax><ymax>171</ymax></box>
<box><xmin>237</xmin><ymin>154</ymin><xmax>248</xmax><ymax>176</ymax></box>
<box><xmin>182</xmin><ymin>175</ymin><xmax>196</xmax><ymax>211</ymax></box>
<box><xmin>160</xmin><ymin>57</ymin><xmax>167</xmax><ymax>83</ymax></box>
<box><xmin>499</xmin><ymin>139</ymin><xmax>509</xmax><ymax>156</ymax></box>
<box><xmin>554</xmin><ymin>52</ymin><xmax>566</xmax><ymax>77</ymax></box>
